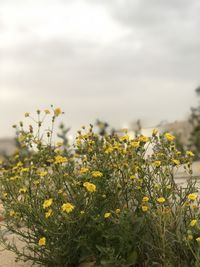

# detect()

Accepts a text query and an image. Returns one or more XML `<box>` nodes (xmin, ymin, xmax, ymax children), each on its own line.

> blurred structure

<box><xmin>160</xmin><ymin>120</ymin><xmax>192</xmax><ymax>145</ymax></box>
<box><xmin>128</xmin><ymin>119</ymin><xmax>192</xmax><ymax>145</ymax></box>
<box><xmin>0</xmin><ymin>138</ymin><xmax>16</xmax><ymax>157</ymax></box>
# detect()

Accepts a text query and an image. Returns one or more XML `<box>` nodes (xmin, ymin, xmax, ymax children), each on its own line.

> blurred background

<box><xmin>0</xmin><ymin>0</ymin><xmax>200</xmax><ymax>155</ymax></box>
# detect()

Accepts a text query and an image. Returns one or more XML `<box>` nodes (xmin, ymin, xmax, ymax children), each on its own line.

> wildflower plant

<box><xmin>0</xmin><ymin>110</ymin><xmax>200</xmax><ymax>266</ymax></box>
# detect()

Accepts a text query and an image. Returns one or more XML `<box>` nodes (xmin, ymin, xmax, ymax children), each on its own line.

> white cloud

<box><xmin>0</xmin><ymin>88</ymin><xmax>23</xmax><ymax>102</ymax></box>
<box><xmin>0</xmin><ymin>0</ymin><xmax>199</xmax><ymax>137</ymax></box>
<box><xmin>0</xmin><ymin>0</ymin><xmax>130</xmax><ymax>48</ymax></box>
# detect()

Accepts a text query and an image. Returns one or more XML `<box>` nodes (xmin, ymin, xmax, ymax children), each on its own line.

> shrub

<box><xmin>0</xmin><ymin>109</ymin><xmax>200</xmax><ymax>266</ymax></box>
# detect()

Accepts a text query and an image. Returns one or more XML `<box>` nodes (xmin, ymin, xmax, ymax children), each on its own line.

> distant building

<box><xmin>159</xmin><ymin>120</ymin><xmax>192</xmax><ymax>145</ymax></box>
<box><xmin>126</xmin><ymin>119</ymin><xmax>191</xmax><ymax>145</ymax></box>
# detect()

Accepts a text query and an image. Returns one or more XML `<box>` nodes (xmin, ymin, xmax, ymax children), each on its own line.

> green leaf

<box><xmin>126</xmin><ymin>251</ymin><xmax>138</xmax><ymax>266</ymax></box>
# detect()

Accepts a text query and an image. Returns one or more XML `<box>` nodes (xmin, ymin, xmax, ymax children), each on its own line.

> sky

<box><xmin>0</xmin><ymin>0</ymin><xmax>200</xmax><ymax>137</ymax></box>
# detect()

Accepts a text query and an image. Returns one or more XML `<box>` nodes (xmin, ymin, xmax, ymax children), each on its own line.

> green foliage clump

<box><xmin>0</xmin><ymin>109</ymin><xmax>200</xmax><ymax>266</ymax></box>
<box><xmin>189</xmin><ymin>86</ymin><xmax>200</xmax><ymax>159</ymax></box>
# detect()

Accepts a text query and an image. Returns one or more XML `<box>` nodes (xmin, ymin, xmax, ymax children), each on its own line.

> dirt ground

<box><xmin>0</xmin><ymin>248</ymin><xmax>31</xmax><ymax>267</ymax></box>
<box><xmin>0</xmin><ymin>233</ymin><xmax>94</xmax><ymax>267</ymax></box>
<box><xmin>0</xmin><ymin>245</ymin><xmax>94</xmax><ymax>267</ymax></box>
<box><xmin>0</xmin><ymin>234</ymin><xmax>32</xmax><ymax>267</ymax></box>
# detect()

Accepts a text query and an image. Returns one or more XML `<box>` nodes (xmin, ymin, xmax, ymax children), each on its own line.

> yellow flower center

<box><xmin>83</xmin><ymin>182</ymin><xmax>96</xmax><ymax>192</ymax></box>
<box><xmin>157</xmin><ymin>197</ymin><xmax>166</xmax><ymax>204</ymax></box>
<box><xmin>38</xmin><ymin>237</ymin><xmax>46</xmax><ymax>246</ymax></box>
<box><xmin>61</xmin><ymin>202</ymin><xmax>75</xmax><ymax>213</ymax></box>
<box><xmin>104</xmin><ymin>212</ymin><xmax>111</xmax><ymax>218</ymax></box>
<box><xmin>43</xmin><ymin>198</ymin><xmax>53</xmax><ymax>209</ymax></box>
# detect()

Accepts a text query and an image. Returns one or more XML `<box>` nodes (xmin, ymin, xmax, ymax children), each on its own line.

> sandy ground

<box><xmin>0</xmin><ymin>241</ymin><xmax>93</xmax><ymax>267</ymax></box>
<box><xmin>0</xmin><ymin>233</ymin><xmax>94</xmax><ymax>267</ymax></box>
<box><xmin>0</xmin><ymin>234</ymin><xmax>33</xmax><ymax>267</ymax></box>
<box><xmin>0</xmin><ymin>248</ymin><xmax>31</xmax><ymax>267</ymax></box>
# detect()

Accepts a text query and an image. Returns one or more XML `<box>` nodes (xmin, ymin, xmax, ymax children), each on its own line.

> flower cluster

<box><xmin>0</xmin><ymin>110</ymin><xmax>199</xmax><ymax>267</ymax></box>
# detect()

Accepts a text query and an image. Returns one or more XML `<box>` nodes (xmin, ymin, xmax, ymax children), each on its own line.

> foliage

<box><xmin>189</xmin><ymin>86</ymin><xmax>200</xmax><ymax>159</ymax></box>
<box><xmin>0</xmin><ymin>109</ymin><xmax>200</xmax><ymax>266</ymax></box>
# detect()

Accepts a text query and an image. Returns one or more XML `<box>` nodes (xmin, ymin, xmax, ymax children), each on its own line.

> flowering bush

<box><xmin>0</xmin><ymin>109</ymin><xmax>200</xmax><ymax>266</ymax></box>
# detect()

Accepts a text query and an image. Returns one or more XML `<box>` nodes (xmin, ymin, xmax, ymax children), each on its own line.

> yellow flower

<box><xmin>164</xmin><ymin>133</ymin><xmax>175</xmax><ymax>141</ymax></box>
<box><xmin>3</xmin><ymin>192</ymin><xmax>8</xmax><ymax>198</ymax></box>
<box><xmin>47</xmin><ymin>159</ymin><xmax>54</xmax><ymax>163</ymax></box>
<box><xmin>9</xmin><ymin>210</ymin><xmax>16</xmax><ymax>217</ymax></box>
<box><xmin>10</xmin><ymin>176</ymin><xmax>18</xmax><ymax>181</ymax></box>
<box><xmin>43</xmin><ymin>198</ymin><xmax>53</xmax><ymax>209</ymax></box>
<box><xmin>18</xmin><ymin>134</ymin><xmax>26</xmax><ymax>143</ymax></box>
<box><xmin>79</xmin><ymin>167</ymin><xmax>89</xmax><ymax>174</ymax></box>
<box><xmin>104</xmin><ymin>212</ymin><xmax>111</xmax><ymax>218</ymax></box>
<box><xmin>192</xmin><ymin>204</ymin><xmax>198</xmax><ymax>209</ymax></box>
<box><xmin>190</xmin><ymin>219</ymin><xmax>198</xmax><ymax>227</ymax></box>
<box><xmin>130</xmin><ymin>141</ymin><xmax>140</xmax><ymax>148</ymax></box>
<box><xmin>61</xmin><ymin>202</ymin><xmax>75</xmax><ymax>213</ymax></box>
<box><xmin>157</xmin><ymin>197</ymin><xmax>166</xmax><ymax>204</ymax></box>
<box><xmin>45</xmin><ymin>209</ymin><xmax>53</xmax><ymax>218</ymax></box>
<box><xmin>130</xmin><ymin>175</ymin><xmax>136</xmax><ymax>180</ymax></box>
<box><xmin>188</xmin><ymin>193</ymin><xmax>198</xmax><ymax>201</ymax></box>
<box><xmin>187</xmin><ymin>235</ymin><xmax>193</xmax><ymax>240</ymax></box>
<box><xmin>152</xmin><ymin>128</ymin><xmax>158</xmax><ymax>136</ymax></box>
<box><xmin>21</xmin><ymin>168</ymin><xmax>29</xmax><ymax>173</ymax></box>
<box><xmin>54</xmin><ymin>107</ymin><xmax>62</xmax><ymax>116</ymax></box>
<box><xmin>44</xmin><ymin>109</ymin><xmax>50</xmax><ymax>114</ymax></box>
<box><xmin>38</xmin><ymin>237</ymin><xmax>46</xmax><ymax>246</ymax></box>
<box><xmin>153</xmin><ymin>161</ymin><xmax>161</xmax><ymax>167</ymax></box>
<box><xmin>139</xmin><ymin>135</ymin><xmax>149</xmax><ymax>143</ymax></box>
<box><xmin>141</xmin><ymin>206</ymin><xmax>148</xmax><ymax>212</ymax></box>
<box><xmin>115</xmin><ymin>209</ymin><xmax>120</xmax><ymax>214</ymax></box>
<box><xmin>142</xmin><ymin>196</ymin><xmax>149</xmax><ymax>202</ymax></box>
<box><xmin>119</xmin><ymin>135</ymin><xmax>129</xmax><ymax>142</ymax></box>
<box><xmin>105</xmin><ymin>147</ymin><xmax>114</xmax><ymax>154</ymax></box>
<box><xmin>56</xmin><ymin>142</ymin><xmax>63</xmax><ymax>147</ymax></box>
<box><xmin>16</xmin><ymin>162</ymin><xmax>23</xmax><ymax>168</ymax></box>
<box><xmin>183</xmin><ymin>201</ymin><xmax>190</xmax><ymax>207</ymax></box>
<box><xmin>24</xmin><ymin>112</ymin><xmax>30</xmax><ymax>117</ymax></box>
<box><xmin>196</xmin><ymin>237</ymin><xmax>200</xmax><ymax>243</ymax></box>
<box><xmin>54</xmin><ymin>155</ymin><xmax>68</xmax><ymax>164</ymax></box>
<box><xmin>83</xmin><ymin>182</ymin><xmax>96</xmax><ymax>192</ymax></box>
<box><xmin>186</xmin><ymin>151</ymin><xmax>195</xmax><ymax>157</ymax></box>
<box><xmin>80</xmin><ymin>210</ymin><xmax>85</xmax><ymax>215</ymax></box>
<box><xmin>172</xmin><ymin>159</ymin><xmax>180</xmax><ymax>165</ymax></box>
<box><xmin>91</xmin><ymin>171</ymin><xmax>103</xmax><ymax>178</ymax></box>
<box><xmin>33</xmin><ymin>180</ymin><xmax>40</xmax><ymax>186</ymax></box>
<box><xmin>38</xmin><ymin>171</ymin><xmax>48</xmax><ymax>177</ymax></box>
<box><xmin>19</xmin><ymin>187</ymin><xmax>27</xmax><ymax>194</ymax></box>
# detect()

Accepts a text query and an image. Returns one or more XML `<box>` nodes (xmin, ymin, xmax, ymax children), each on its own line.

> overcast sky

<box><xmin>0</xmin><ymin>0</ymin><xmax>200</xmax><ymax>137</ymax></box>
